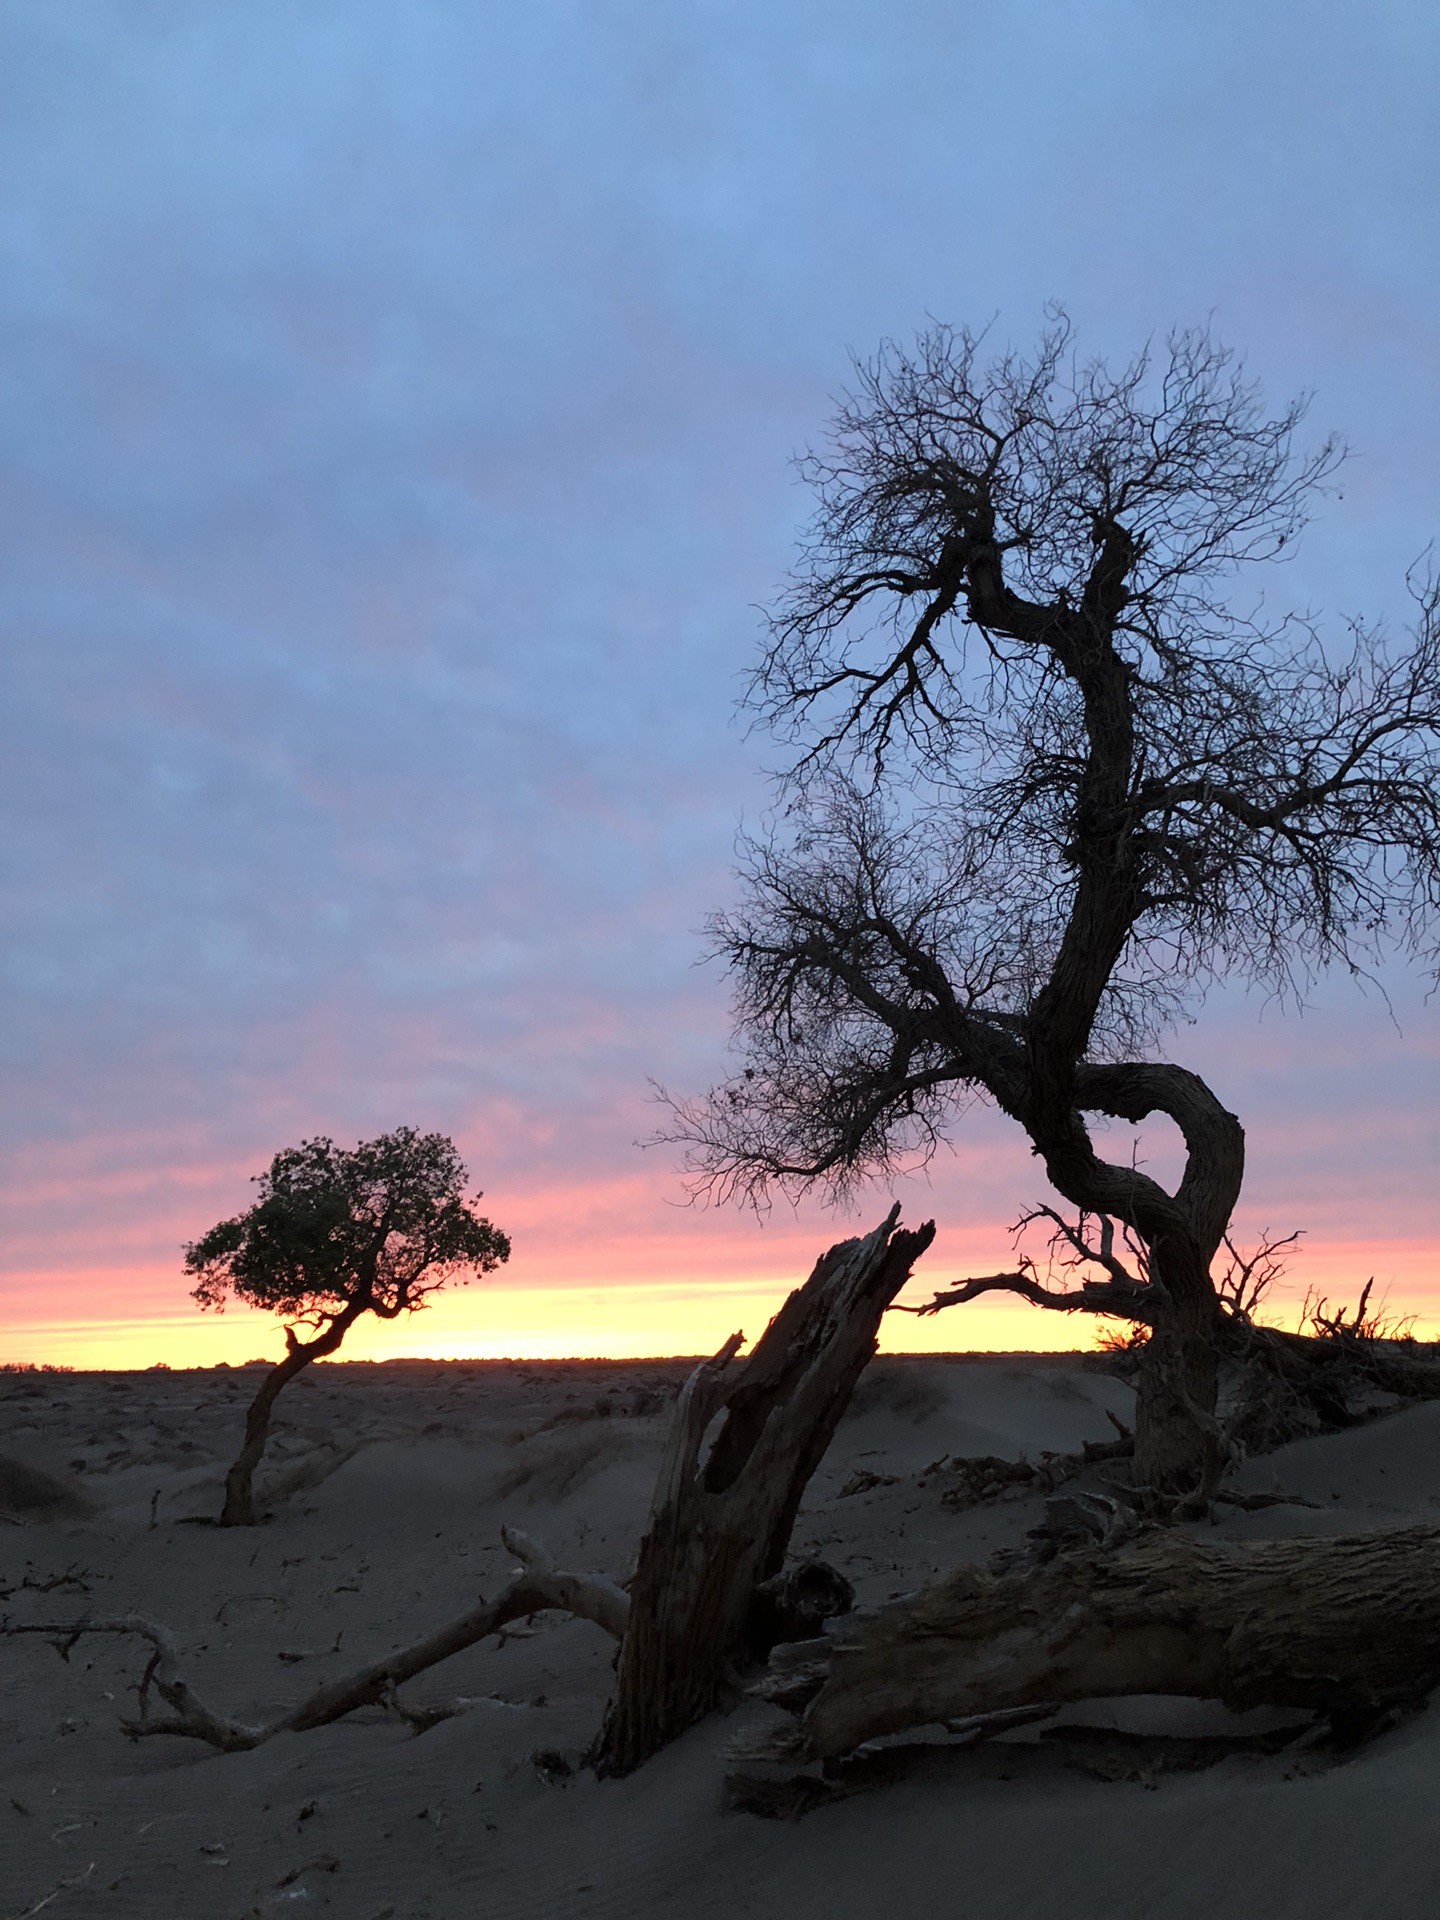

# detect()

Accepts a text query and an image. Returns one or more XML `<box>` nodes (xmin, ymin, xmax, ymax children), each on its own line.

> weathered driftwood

<box><xmin>591</xmin><ymin>1205</ymin><xmax>935</xmax><ymax>1776</ymax></box>
<box><xmin>4</xmin><ymin>1526</ymin><xmax>626</xmax><ymax>1752</ymax></box>
<box><xmin>737</xmin><ymin>1521</ymin><xmax>1440</xmax><ymax>1788</ymax></box>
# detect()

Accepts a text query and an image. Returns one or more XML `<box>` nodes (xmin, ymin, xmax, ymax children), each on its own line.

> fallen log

<box><xmin>591</xmin><ymin>1204</ymin><xmax>935</xmax><ymax>1775</ymax></box>
<box><xmin>738</xmin><ymin>1521</ymin><xmax>1440</xmax><ymax>1787</ymax></box>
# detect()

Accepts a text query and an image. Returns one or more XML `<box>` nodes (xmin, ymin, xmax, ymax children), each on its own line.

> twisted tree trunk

<box><xmin>221</xmin><ymin>1303</ymin><xmax>364</xmax><ymax>1525</ymax></box>
<box><xmin>1131</xmin><ymin>1240</ymin><xmax>1224</xmax><ymax>1490</ymax></box>
<box><xmin>911</xmin><ymin>1061</ymin><xmax>1247</xmax><ymax>1492</ymax></box>
<box><xmin>590</xmin><ymin>1205</ymin><xmax>935</xmax><ymax>1776</ymax></box>
<box><xmin>1062</xmin><ymin>1063</ymin><xmax>1244</xmax><ymax>1491</ymax></box>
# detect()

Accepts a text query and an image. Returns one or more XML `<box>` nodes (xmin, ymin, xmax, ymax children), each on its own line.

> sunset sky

<box><xmin>2</xmin><ymin>2</ymin><xmax>1437</xmax><ymax>1369</ymax></box>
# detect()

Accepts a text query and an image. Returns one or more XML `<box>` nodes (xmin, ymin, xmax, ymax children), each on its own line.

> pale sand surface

<box><xmin>4</xmin><ymin>1354</ymin><xmax>1440</xmax><ymax>1919</ymax></box>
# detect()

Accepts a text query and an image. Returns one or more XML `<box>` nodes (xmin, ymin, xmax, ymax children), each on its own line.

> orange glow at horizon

<box><xmin>7</xmin><ymin>1092</ymin><xmax>1436</xmax><ymax>1372</ymax></box>
<box><xmin>6</xmin><ymin>1234</ymin><xmax>1437</xmax><ymax>1371</ymax></box>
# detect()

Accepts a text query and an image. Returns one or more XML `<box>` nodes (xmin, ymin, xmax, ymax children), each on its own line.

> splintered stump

<box><xmin>732</xmin><ymin>1523</ymin><xmax>1440</xmax><ymax>1796</ymax></box>
<box><xmin>590</xmin><ymin>1204</ymin><xmax>936</xmax><ymax>1777</ymax></box>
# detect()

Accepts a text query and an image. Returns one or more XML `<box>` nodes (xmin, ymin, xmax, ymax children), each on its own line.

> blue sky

<box><xmin>2</xmin><ymin>1</ymin><xmax>1437</xmax><ymax>1358</ymax></box>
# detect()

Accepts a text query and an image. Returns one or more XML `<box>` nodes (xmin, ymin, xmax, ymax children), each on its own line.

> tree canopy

<box><xmin>186</xmin><ymin>1127</ymin><xmax>510</xmax><ymax>1330</ymax></box>
<box><xmin>673</xmin><ymin>315</ymin><xmax>1440</xmax><ymax>1206</ymax></box>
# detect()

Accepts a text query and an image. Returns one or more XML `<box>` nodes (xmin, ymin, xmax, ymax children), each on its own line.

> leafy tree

<box><xmin>188</xmin><ymin>1127</ymin><xmax>509</xmax><ymax>1524</ymax></box>
<box><xmin>670</xmin><ymin>315</ymin><xmax>1440</xmax><ymax>1489</ymax></box>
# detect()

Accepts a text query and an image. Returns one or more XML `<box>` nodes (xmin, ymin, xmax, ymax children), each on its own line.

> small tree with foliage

<box><xmin>187</xmin><ymin>1128</ymin><xmax>509</xmax><ymax>1525</ymax></box>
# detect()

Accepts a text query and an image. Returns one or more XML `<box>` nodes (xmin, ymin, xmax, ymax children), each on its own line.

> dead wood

<box><xmin>590</xmin><ymin>1205</ymin><xmax>935</xmax><ymax>1776</ymax></box>
<box><xmin>738</xmin><ymin>1521</ymin><xmax>1440</xmax><ymax>1790</ymax></box>
<box><xmin>1223</xmin><ymin>1323</ymin><xmax>1440</xmax><ymax>1448</ymax></box>
<box><xmin>10</xmin><ymin>1860</ymin><xmax>97</xmax><ymax>1919</ymax></box>
<box><xmin>2</xmin><ymin>1525</ymin><xmax>627</xmax><ymax>1752</ymax></box>
<box><xmin>748</xmin><ymin>1560</ymin><xmax>855</xmax><ymax>1660</ymax></box>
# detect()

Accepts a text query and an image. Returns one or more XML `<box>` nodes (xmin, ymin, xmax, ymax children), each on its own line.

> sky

<box><xmin>2</xmin><ymin>0</ymin><xmax>1437</xmax><ymax>1368</ymax></box>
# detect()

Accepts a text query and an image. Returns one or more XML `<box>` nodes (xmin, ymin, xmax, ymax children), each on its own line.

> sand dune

<box><xmin>4</xmin><ymin>1354</ymin><xmax>1438</xmax><ymax>1918</ymax></box>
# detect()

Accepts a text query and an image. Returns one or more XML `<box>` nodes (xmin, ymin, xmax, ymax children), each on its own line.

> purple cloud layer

<box><xmin>1</xmin><ymin>2</ymin><xmax>1437</xmax><ymax>1353</ymax></box>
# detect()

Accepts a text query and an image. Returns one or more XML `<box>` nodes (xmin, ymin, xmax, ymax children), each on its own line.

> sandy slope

<box><xmin>3</xmin><ymin>1355</ymin><xmax>1439</xmax><ymax>1920</ymax></box>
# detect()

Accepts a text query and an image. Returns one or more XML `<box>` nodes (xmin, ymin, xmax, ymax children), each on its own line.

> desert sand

<box><xmin>5</xmin><ymin>1351</ymin><xmax>1440</xmax><ymax>1919</ymax></box>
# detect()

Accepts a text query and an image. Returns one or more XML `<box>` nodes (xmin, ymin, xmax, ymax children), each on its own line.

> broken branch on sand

<box><xmin>24</xmin><ymin>1205</ymin><xmax>1440</xmax><ymax>1809</ymax></box>
<box><xmin>3</xmin><ymin>1526</ymin><xmax>627</xmax><ymax>1753</ymax></box>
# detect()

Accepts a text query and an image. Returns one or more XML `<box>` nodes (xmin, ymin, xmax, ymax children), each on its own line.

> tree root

<box><xmin>2</xmin><ymin>1525</ymin><xmax>627</xmax><ymax>1753</ymax></box>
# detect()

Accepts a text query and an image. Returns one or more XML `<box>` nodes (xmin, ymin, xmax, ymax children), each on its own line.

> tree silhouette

<box><xmin>188</xmin><ymin>1127</ymin><xmax>509</xmax><ymax>1524</ymax></box>
<box><xmin>669</xmin><ymin>314</ymin><xmax>1440</xmax><ymax>1488</ymax></box>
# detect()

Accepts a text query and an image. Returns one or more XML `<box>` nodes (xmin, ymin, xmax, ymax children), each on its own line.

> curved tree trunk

<box><xmin>220</xmin><ymin>1304</ymin><xmax>364</xmax><ymax>1526</ymax></box>
<box><xmin>590</xmin><ymin>1206</ymin><xmax>935</xmax><ymax>1777</ymax></box>
<box><xmin>1132</xmin><ymin>1239</ymin><xmax>1223</xmax><ymax>1490</ymax></box>
<box><xmin>1029</xmin><ymin>1063</ymin><xmax>1246</xmax><ymax>1493</ymax></box>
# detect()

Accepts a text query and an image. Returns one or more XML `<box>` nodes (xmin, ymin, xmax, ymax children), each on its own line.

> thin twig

<box><xmin>8</xmin><ymin>1861</ymin><xmax>95</xmax><ymax>1920</ymax></box>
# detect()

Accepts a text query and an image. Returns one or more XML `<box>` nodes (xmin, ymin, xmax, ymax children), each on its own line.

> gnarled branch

<box><xmin>896</xmin><ymin>1265</ymin><xmax>1152</xmax><ymax>1322</ymax></box>
<box><xmin>3</xmin><ymin>1526</ymin><xmax>627</xmax><ymax>1753</ymax></box>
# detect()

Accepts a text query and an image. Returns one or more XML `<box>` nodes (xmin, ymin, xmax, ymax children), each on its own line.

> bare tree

<box><xmin>187</xmin><ymin>1128</ymin><xmax>509</xmax><ymax>1525</ymax></box>
<box><xmin>667</xmin><ymin>314</ymin><xmax>1440</xmax><ymax>1488</ymax></box>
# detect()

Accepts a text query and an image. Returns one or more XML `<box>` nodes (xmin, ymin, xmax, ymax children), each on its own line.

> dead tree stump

<box><xmin>591</xmin><ymin>1204</ymin><xmax>935</xmax><ymax>1776</ymax></box>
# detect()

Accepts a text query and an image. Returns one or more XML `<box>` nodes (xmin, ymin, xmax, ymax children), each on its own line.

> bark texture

<box><xmin>747</xmin><ymin>1523</ymin><xmax>1440</xmax><ymax>1770</ymax></box>
<box><xmin>591</xmin><ymin>1205</ymin><xmax>935</xmax><ymax>1777</ymax></box>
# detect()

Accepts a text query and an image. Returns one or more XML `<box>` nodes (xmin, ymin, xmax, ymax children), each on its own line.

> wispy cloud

<box><xmin>2</xmin><ymin>2</ymin><xmax>1437</xmax><ymax>1360</ymax></box>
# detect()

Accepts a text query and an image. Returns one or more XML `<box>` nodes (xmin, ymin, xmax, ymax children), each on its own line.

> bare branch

<box><xmin>1215</xmin><ymin>1229</ymin><xmax>1302</xmax><ymax>1323</ymax></box>
<box><xmin>897</xmin><ymin>1262</ymin><xmax>1153</xmax><ymax>1323</ymax></box>
<box><xmin>3</xmin><ymin>1530</ymin><xmax>628</xmax><ymax>1753</ymax></box>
